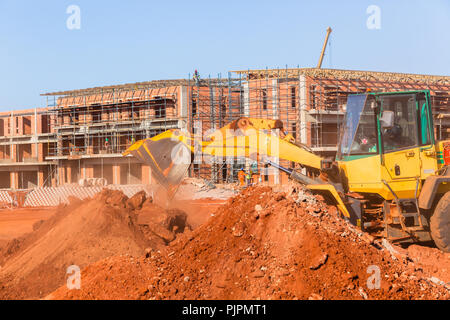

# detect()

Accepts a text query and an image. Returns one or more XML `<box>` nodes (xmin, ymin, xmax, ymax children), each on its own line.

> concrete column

<box><xmin>10</xmin><ymin>172</ymin><xmax>19</xmax><ymax>189</ymax></box>
<box><xmin>34</xmin><ymin>143</ymin><xmax>39</xmax><ymax>162</ymax></box>
<box><xmin>180</xmin><ymin>86</ymin><xmax>188</xmax><ymax>119</ymax></box>
<box><xmin>66</xmin><ymin>166</ymin><xmax>72</xmax><ymax>184</ymax></box>
<box><xmin>243</xmin><ymin>83</ymin><xmax>249</xmax><ymax>116</ymax></box>
<box><xmin>84</xmin><ymin>164</ymin><xmax>94</xmax><ymax>179</ymax></box>
<box><xmin>113</xmin><ymin>164</ymin><xmax>120</xmax><ymax>185</ymax></box>
<box><xmin>82</xmin><ymin>162</ymin><xmax>86</xmax><ymax>179</ymax></box>
<box><xmin>38</xmin><ymin>169</ymin><xmax>45</xmax><ymax>187</ymax></box>
<box><xmin>179</xmin><ymin>86</ymin><xmax>189</xmax><ymax>132</ymax></box>
<box><xmin>11</xmin><ymin>144</ymin><xmax>17</xmax><ymax>162</ymax></box>
<box><xmin>51</xmin><ymin>174</ymin><xmax>57</xmax><ymax>187</ymax></box>
<box><xmin>10</xmin><ymin>113</ymin><xmax>14</xmax><ymax>136</ymax></box>
<box><xmin>33</xmin><ymin>143</ymin><xmax>44</xmax><ymax>161</ymax></box>
<box><xmin>34</xmin><ymin>109</ymin><xmax>39</xmax><ymax>133</ymax></box>
<box><xmin>18</xmin><ymin>116</ymin><xmax>23</xmax><ymax>135</ymax></box>
<box><xmin>299</xmin><ymin>75</ymin><xmax>308</xmax><ymax>145</ymax></box>
<box><xmin>32</xmin><ymin>143</ymin><xmax>37</xmax><ymax>159</ymax></box>
<box><xmin>58</xmin><ymin>166</ymin><xmax>65</xmax><ymax>185</ymax></box>
<box><xmin>272</xmin><ymin>79</ymin><xmax>279</xmax><ymax>119</ymax></box>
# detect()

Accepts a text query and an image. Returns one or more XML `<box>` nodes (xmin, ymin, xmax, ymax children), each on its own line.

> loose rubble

<box><xmin>0</xmin><ymin>189</ymin><xmax>190</xmax><ymax>299</ymax></box>
<box><xmin>47</xmin><ymin>186</ymin><xmax>449</xmax><ymax>300</ymax></box>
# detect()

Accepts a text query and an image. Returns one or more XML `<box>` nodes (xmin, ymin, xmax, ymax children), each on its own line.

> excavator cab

<box><xmin>335</xmin><ymin>90</ymin><xmax>450</xmax><ymax>249</ymax></box>
<box><xmin>337</xmin><ymin>90</ymin><xmax>438</xmax><ymax>197</ymax></box>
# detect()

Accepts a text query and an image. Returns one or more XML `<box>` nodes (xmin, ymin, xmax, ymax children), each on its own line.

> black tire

<box><xmin>430</xmin><ymin>191</ymin><xmax>450</xmax><ymax>253</ymax></box>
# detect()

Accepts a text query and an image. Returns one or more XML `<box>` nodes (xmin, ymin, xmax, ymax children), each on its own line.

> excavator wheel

<box><xmin>430</xmin><ymin>191</ymin><xmax>450</xmax><ymax>253</ymax></box>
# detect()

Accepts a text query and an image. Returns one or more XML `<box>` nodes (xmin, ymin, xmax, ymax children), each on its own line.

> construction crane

<box><xmin>317</xmin><ymin>27</ymin><xmax>332</xmax><ymax>68</ymax></box>
<box><xmin>124</xmin><ymin>90</ymin><xmax>450</xmax><ymax>252</ymax></box>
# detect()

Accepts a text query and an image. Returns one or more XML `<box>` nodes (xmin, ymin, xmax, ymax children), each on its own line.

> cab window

<box><xmin>349</xmin><ymin>99</ymin><xmax>378</xmax><ymax>154</ymax></box>
<box><xmin>418</xmin><ymin>99</ymin><xmax>431</xmax><ymax>146</ymax></box>
<box><xmin>380</xmin><ymin>95</ymin><xmax>418</xmax><ymax>152</ymax></box>
<box><xmin>338</xmin><ymin>95</ymin><xmax>378</xmax><ymax>157</ymax></box>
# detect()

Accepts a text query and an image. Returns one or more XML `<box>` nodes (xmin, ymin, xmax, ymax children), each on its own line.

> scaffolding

<box><xmin>234</xmin><ymin>68</ymin><xmax>450</xmax><ymax>154</ymax></box>
<box><xmin>34</xmin><ymin>68</ymin><xmax>450</xmax><ymax>187</ymax></box>
<box><xmin>188</xmin><ymin>73</ymin><xmax>243</xmax><ymax>183</ymax></box>
<box><xmin>44</xmin><ymin>88</ymin><xmax>179</xmax><ymax>156</ymax></box>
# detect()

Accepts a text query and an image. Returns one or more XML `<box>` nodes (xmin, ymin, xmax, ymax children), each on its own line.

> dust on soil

<box><xmin>49</xmin><ymin>186</ymin><xmax>450</xmax><ymax>300</ymax></box>
<box><xmin>403</xmin><ymin>245</ymin><xmax>450</xmax><ymax>283</ymax></box>
<box><xmin>0</xmin><ymin>189</ymin><xmax>190</xmax><ymax>300</ymax></box>
<box><xmin>0</xmin><ymin>207</ymin><xmax>58</xmax><ymax>241</ymax></box>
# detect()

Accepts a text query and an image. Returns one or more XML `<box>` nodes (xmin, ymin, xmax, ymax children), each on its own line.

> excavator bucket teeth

<box><xmin>124</xmin><ymin>137</ymin><xmax>190</xmax><ymax>198</ymax></box>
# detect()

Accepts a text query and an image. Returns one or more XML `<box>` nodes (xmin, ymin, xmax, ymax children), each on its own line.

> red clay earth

<box><xmin>49</xmin><ymin>186</ymin><xmax>450</xmax><ymax>300</ymax></box>
<box><xmin>0</xmin><ymin>207</ymin><xmax>57</xmax><ymax>241</ymax></box>
<box><xmin>403</xmin><ymin>245</ymin><xmax>450</xmax><ymax>283</ymax></box>
<box><xmin>0</xmin><ymin>189</ymin><xmax>197</xmax><ymax>300</ymax></box>
<box><xmin>169</xmin><ymin>199</ymin><xmax>225</xmax><ymax>229</ymax></box>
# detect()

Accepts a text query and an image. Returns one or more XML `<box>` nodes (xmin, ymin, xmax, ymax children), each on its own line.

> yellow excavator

<box><xmin>124</xmin><ymin>90</ymin><xmax>450</xmax><ymax>252</ymax></box>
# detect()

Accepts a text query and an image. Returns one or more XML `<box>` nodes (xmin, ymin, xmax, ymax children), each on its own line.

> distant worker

<box><xmin>238</xmin><ymin>168</ymin><xmax>246</xmax><ymax>186</ymax></box>
<box><xmin>246</xmin><ymin>171</ymin><xmax>251</xmax><ymax>186</ymax></box>
<box><xmin>250</xmin><ymin>161</ymin><xmax>258</xmax><ymax>184</ymax></box>
<box><xmin>193</xmin><ymin>69</ymin><xmax>200</xmax><ymax>85</ymax></box>
<box><xmin>104</xmin><ymin>137</ymin><xmax>109</xmax><ymax>151</ymax></box>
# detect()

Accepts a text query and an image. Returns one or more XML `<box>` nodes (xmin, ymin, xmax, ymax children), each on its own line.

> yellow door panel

<box><xmin>419</xmin><ymin>146</ymin><xmax>439</xmax><ymax>178</ymax></box>
<box><xmin>338</xmin><ymin>155</ymin><xmax>382</xmax><ymax>185</ymax></box>
<box><xmin>383</xmin><ymin>147</ymin><xmax>421</xmax><ymax>179</ymax></box>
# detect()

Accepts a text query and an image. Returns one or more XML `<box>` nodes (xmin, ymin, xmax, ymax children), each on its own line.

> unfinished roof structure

<box><xmin>41</xmin><ymin>78</ymin><xmax>235</xmax><ymax>97</ymax></box>
<box><xmin>0</xmin><ymin>68</ymin><xmax>449</xmax><ymax>189</ymax></box>
<box><xmin>233</xmin><ymin>68</ymin><xmax>450</xmax><ymax>85</ymax></box>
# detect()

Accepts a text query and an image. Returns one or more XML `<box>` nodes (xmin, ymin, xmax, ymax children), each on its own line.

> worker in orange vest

<box><xmin>238</xmin><ymin>168</ymin><xmax>246</xmax><ymax>186</ymax></box>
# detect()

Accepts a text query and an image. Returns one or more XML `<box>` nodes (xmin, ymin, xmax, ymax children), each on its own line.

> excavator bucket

<box><xmin>123</xmin><ymin>133</ymin><xmax>191</xmax><ymax>199</ymax></box>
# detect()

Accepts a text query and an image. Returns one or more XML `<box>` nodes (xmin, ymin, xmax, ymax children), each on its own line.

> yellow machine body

<box><xmin>124</xmin><ymin>90</ymin><xmax>450</xmax><ymax>250</ymax></box>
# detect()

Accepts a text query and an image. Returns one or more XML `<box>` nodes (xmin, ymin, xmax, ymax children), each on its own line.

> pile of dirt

<box><xmin>403</xmin><ymin>245</ymin><xmax>450</xmax><ymax>283</ymax></box>
<box><xmin>49</xmin><ymin>186</ymin><xmax>450</xmax><ymax>300</ymax></box>
<box><xmin>0</xmin><ymin>189</ymin><xmax>189</xmax><ymax>300</ymax></box>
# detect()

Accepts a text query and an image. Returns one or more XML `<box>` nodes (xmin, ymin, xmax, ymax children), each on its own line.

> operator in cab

<box><xmin>383</xmin><ymin>124</ymin><xmax>404</xmax><ymax>151</ymax></box>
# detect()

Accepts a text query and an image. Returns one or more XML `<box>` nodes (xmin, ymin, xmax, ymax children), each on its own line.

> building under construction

<box><xmin>0</xmin><ymin>68</ymin><xmax>449</xmax><ymax>189</ymax></box>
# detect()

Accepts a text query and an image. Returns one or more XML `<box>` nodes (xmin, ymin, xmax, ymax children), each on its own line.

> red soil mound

<box><xmin>404</xmin><ymin>245</ymin><xmax>450</xmax><ymax>283</ymax></box>
<box><xmin>0</xmin><ymin>189</ymin><xmax>188</xmax><ymax>300</ymax></box>
<box><xmin>50</xmin><ymin>186</ymin><xmax>450</xmax><ymax>300</ymax></box>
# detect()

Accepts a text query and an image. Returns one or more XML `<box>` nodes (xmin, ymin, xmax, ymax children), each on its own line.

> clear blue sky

<box><xmin>0</xmin><ymin>0</ymin><xmax>449</xmax><ymax>110</ymax></box>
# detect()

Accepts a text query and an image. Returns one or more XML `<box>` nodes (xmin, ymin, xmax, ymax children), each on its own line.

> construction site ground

<box><xmin>0</xmin><ymin>180</ymin><xmax>448</xmax><ymax>300</ymax></box>
<box><xmin>0</xmin><ymin>208</ymin><xmax>57</xmax><ymax>242</ymax></box>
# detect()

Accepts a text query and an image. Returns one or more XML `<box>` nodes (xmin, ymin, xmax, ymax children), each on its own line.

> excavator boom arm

<box><xmin>123</xmin><ymin>117</ymin><xmax>326</xmax><ymax>198</ymax></box>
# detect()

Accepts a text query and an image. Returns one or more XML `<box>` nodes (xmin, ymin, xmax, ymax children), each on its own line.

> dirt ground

<box><xmin>0</xmin><ymin>184</ymin><xmax>448</xmax><ymax>300</ymax></box>
<box><xmin>48</xmin><ymin>186</ymin><xmax>449</xmax><ymax>300</ymax></box>
<box><xmin>170</xmin><ymin>199</ymin><xmax>225</xmax><ymax>229</ymax></box>
<box><xmin>0</xmin><ymin>187</ymin><xmax>226</xmax><ymax>300</ymax></box>
<box><xmin>0</xmin><ymin>207</ymin><xmax>57</xmax><ymax>241</ymax></box>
